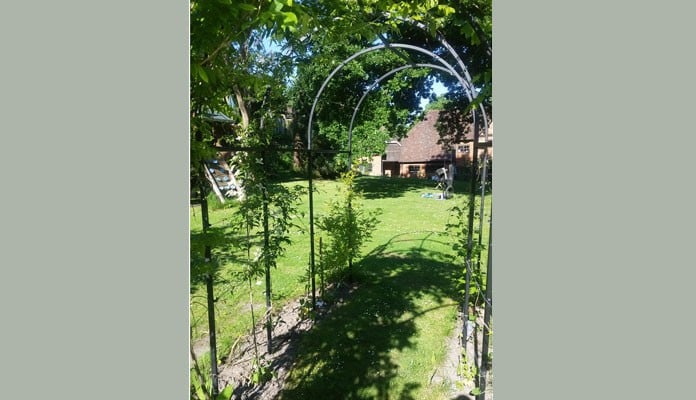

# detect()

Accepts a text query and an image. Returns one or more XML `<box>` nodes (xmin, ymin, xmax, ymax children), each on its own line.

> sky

<box><xmin>419</xmin><ymin>79</ymin><xmax>448</xmax><ymax>110</ymax></box>
<box><xmin>263</xmin><ymin>36</ymin><xmax>450</xmax><ymax>111</ymax></box>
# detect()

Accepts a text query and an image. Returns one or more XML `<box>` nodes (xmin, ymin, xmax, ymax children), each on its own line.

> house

<box><xmin>375</xmin><ymin>110</ymin><xmax>493</xmax><ymax>178</ymax></box>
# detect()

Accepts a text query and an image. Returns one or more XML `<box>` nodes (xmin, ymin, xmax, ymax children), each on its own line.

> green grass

<box><xmin>190</xmin><ymin>175</ymin><xmax>491</xmax><ymax>399</ymax></box>
<box><xmin>190</xmin><ymin>179</ymin><xmax>345</xmax><ymax>359</ymax></box>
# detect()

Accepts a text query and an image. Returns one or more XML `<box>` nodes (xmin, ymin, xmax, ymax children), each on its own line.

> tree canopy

<box><xmin>190</xmin><ymin>0</ymin><xmax>492</xmax><ymax>177</ymax></box>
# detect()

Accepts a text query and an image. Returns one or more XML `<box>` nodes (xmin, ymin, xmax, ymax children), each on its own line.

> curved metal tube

<box><xmin>346</xmin><ymin>62</ymin><xmax>470</xmax><ymax>163</ymax></box>
<box><xmin>306</xmin><ymin>43</ymin><xmax>476</xmax><ymax>151</ymax></box>
<box><xmin>305</xmin><ymin>40</ymin><xmax>492</xmax><ymax>322</ymax></box>
<box><xmin>396</xmin><ymin>17</ymin><xmax>490</xmax><ymax>142</ymax></box>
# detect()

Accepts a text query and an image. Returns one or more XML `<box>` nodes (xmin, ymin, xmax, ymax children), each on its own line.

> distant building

<box><xmin>375</xmin><ymin>110</ymin><xmax>492</xmax><ymax>178</ymax></box>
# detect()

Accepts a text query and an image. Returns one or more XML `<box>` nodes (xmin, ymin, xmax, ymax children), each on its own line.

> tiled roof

<box><xmin>384</xmin><ymin>110</ymin><xmax>493</xmax><ymax>162</ymax></box>
<box><xmin>385</xmin><ymin>110</ymin><xmax>452</xmax><ymax>163</ymax></box>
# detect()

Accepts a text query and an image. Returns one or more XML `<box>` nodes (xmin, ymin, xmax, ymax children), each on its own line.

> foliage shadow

<box><xmin>354</xmin><ymin>176</ymin><xmax>443</xmax><ymax>199</ymax></box>
<box><xmin>279</xmin><ymin>242</ymin><xmax>460</xmax><ymax>400</ymax></box>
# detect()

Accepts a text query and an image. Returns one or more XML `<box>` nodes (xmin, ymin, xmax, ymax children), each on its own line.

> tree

<box><xmin>284</xmin><ymin>0</ymin><xmax>491</xmax><ymax>176</ymax></box>
<box><xmin>190</xmin><ymin>1</ymin><xmax>306</xmax><ymax>397</ymax></box>
<box><xmin>191</xmin><ymin>0</ymin><xmax>308</xmax><ymax>193</ymax></box>
<box><xmin>190</xmin><ymin>0</ymin><xmax>493</xmax><ymax>396</ymax></box>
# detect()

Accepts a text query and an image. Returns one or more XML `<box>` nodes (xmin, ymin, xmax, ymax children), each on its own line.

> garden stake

<box><xmin>199</xmin><ymin>166</ymin><xmax>219</xmax><ymax>398</ymax></box>
<box><xmin>463</xmin><ymin>112</ymin><xmax>479</xmax><ymax>348</ymax></box>
<box><xmin>307</xmin><ymin>149</ymin><xmax>317</xmax><ymax>309</ymax></box>
<box><xmin>262</xmin><ymin>151</ymin><xmax>273</xmax><ymax>354</ymax></box>
<box><xmin>319</xmin><ymin>237</ymin><xmax>325</xmax><ymax>296</ymax></box>
<box><xmin>477</xmin><ymin>214</ymin><xmax>493</xmax><ymax>400</ymax></box>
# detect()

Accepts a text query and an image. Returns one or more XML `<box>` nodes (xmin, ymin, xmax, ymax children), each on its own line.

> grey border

<box><xmin>495</xmin><ymin>1</ymin><xmax>695</xmax><ymax>399</ymax></box>
<box><xmin>6</xmin><ymin>1</ymin><xmax>696</xmax><ymax>399</ymax></box>
<box><xmin>1</xmin><ymin>2</ymin><xmax>189</xmax><ymax>398</ymax></box>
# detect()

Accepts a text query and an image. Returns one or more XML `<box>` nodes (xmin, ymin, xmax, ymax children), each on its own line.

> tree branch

<box><xmin>467</xmin><ymin>15</ymin><xmax>492</xmax><ymax>57</ymax></box>
<box><xmin>200</xmin><ymin>33</ymin><xmax>235</xmax><ymax>67</ymax></box>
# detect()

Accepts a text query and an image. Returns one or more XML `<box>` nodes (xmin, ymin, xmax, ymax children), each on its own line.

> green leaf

<box><xmin>462</xmin><ymin>22</ymin><xmax>475</xmax><ymax>39</ymax></box>
<box><xmin>282</xmin><ymin>11</ymin><xmax>298</xmax><ymax>25</ymax></box>
<box><xmin>216</xmin><ymin>385</ymin><xmax>234</xmax><ymax>400</ymax></box>
<box><xmin>193</xmin><ymin>63</ymin><xmax>209</xmax><ymax>83</ymax></box>
<box><xmin>191</xmin><ymin>373</ymin><xmax>209</xmax><ymax>400</ymax></box>
<box><xmin>238</xmin><ymin>3</ymin><xmax>256</xmax><ymax>12</ymax></box>
<box><xmin>438</xmin><ymin>5</ymin><xmax>456</xmax><ymax>16</ymax></box>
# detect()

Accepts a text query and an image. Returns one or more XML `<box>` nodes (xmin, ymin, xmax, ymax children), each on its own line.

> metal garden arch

<box><xmin>305</xmin><ymin>39</ymin><xmax>493</xmax><ymax>396</ymax></box>
<box><xmin>305</xmin><ymin>40</ymin><xmax>491</xmax><ymax>335</ymax></box>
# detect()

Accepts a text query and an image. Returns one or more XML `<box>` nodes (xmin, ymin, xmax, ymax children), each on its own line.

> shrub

<box><xmin>317</xmin><ymin>171</ymin><xmax>381</xmax><ymax>283</ymax></box>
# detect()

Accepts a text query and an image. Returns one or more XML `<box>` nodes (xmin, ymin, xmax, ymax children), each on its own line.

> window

<box><xmin>408</xmin><ymin>165</ymin><xmax>421</xmax><ymax>177</ymax></box>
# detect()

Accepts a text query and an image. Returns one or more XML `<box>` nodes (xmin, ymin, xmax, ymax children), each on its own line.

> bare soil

<box><xmin>218</xmin><ymin>296</ymin><xmax>314</xmax><ymax>400</ymax></box>
<box><xmin>216</xmin><ymin>283</ymin><xmax>357</xmax><ymax>400</ymax></box>
<box><xmin>433</xmin><ymin>307</ymin><xmax>493</xmax><ymax>400</ymax></box>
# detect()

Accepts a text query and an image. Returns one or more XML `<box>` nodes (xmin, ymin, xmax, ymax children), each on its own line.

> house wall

<box><xmin>398</xmin><ymin>162</ymin><xmax>451</xmax><ymax>179</ymax></box>
<box><xmin>455</xmin><ymin>142</ymin><xmax>493</xmax><ymax>166</ymax></box>
<box><xmin>368</xmin><ymin>155</ymin><xmax>382</xmax><ymax>176</ymax></box>
<box><xmin>399</xmin><ymin>163</ymin><xmax>426</xmax><ymax>178</ymax></box>
<box><xmin>377</xmin><ymin>148</ymin><xmax>493</xmax><ymax>178</ymax></box>
<box><xmin>376</xmin><ymin>161</ymin><xmax>457</xmax><ymax>179</ymax></box>
<box><xmin>381</xmin><ymin>161</ymin><xmax>399</xmax><ymax>178</ymax></box>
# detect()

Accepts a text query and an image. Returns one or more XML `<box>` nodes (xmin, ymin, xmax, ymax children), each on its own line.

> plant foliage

<box><xmin>316</xmin><ymin>170</ymin><xmax>381</xmax><ymax>282</ymax></box>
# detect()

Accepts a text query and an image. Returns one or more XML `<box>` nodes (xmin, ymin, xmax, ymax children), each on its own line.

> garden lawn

<box><xmin>190</xmin><ymin>176</ymin><xmax>491</xmax><ymax>399</ymax></box>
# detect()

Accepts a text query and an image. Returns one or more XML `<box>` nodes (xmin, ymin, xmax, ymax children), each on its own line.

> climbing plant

<box><xmin>230</xmin><ymin>118</ymin><xmax>306</xmax><ymax>354</ymax></box>
<box><xmin>191</xmin><ymin>0</ymin><xmax>493</xmax><ymax>397</ymax></box>
<box><xmin>446</xmin><ymin>199</ymin><xmax>487</xmax><ymax>308</ymax></box>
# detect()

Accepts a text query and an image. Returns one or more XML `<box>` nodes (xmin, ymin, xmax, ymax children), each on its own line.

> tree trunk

<box><xmin>233</xmin><ymin>85</ymin><xmax>250</xmax><ymax>130</ymax></box>
<box><xmin>292</xmin><ymin>119</ymin><xmax>303</xmax><ymax>171</ymax></box>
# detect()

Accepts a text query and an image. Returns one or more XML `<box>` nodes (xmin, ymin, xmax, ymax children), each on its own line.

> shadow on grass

<box><xmin>354</xmin><ymin>176</ymin><xmax>441</xmax><ymax>199</ymax></box>
<box><xmin>279</xmin><ymin>239</ymin><xmax>460</xmax><ymax>400</ymax></box>
<box><xmin>189</xmin><ymin>228</ymin><xmax>258</xmax><ymax>294</ymax></box>
<box><xmin>355</xmin><ymin>176</ymin><xmax>482</xmax><ymax>200</ymax></box>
